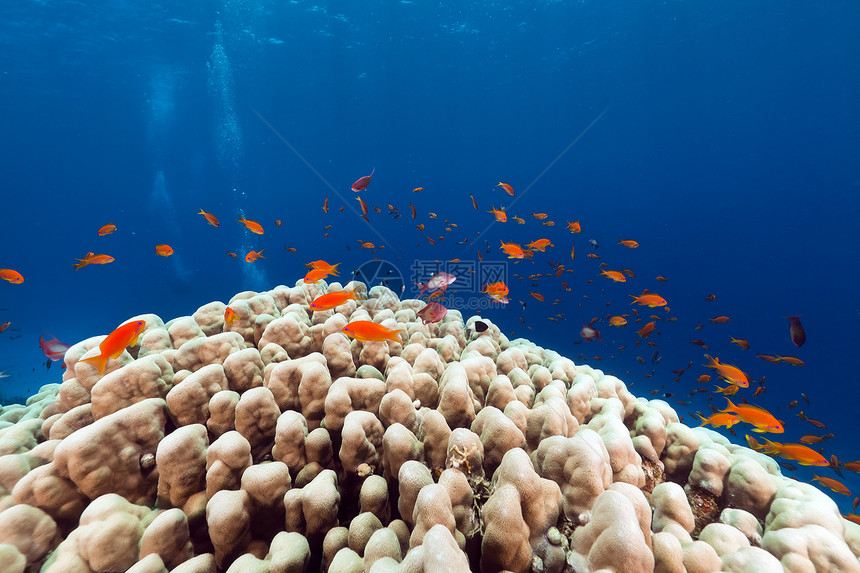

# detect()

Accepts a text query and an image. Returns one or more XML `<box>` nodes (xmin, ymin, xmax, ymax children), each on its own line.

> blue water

<box><xmin>1</xmin><ymin>1</ymin><xmax>858</xmax><ymax>513</ymax></box>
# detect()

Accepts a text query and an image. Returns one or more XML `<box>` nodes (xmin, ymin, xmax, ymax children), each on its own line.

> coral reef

<box><xmin>0</xmin><ymin>280</ymin><xmax>858</xmax><ymax>572</ymax></box>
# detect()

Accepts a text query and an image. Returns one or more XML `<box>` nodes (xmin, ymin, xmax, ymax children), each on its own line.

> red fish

<box><xmin>417</xmin><ymin>302</ymin><xmax>448</xmax><ymax>324</ymax></box>
<box><xmin>416</xmin><ymin>272</ymin><xmax>456</xmax><ymax>297</ymax></box>
<box><xmin>245</xmin><ymin>249</ymin><xmax>265</xmax><ymax>263</ymax></box>
<box><xmin>496</xmin><ymin>182</ymin><xmax>514</xmax><ymax>196</ymax></box>
<box><xmin>0</xmin><ymin>321</ymin><xmax>10</xmax><ymax>333</ymax></box>
<box><xmin>580</xmin><ymin>324</ymin><xmax>602</xmax><ymax>342</ymax></box>
<box><xmin>237</xmin><ymin>216</ymin><xmax>264</xmax><ymax>234</ymax></box>
<box><xmin>79</xmin><ymin>320</ymin><xmax>146</xmax><ymax>375</ymax></box>
<box><xmin>310</xmin><ymin>289</ymin><xmax>364</xmax><ymax>311</ymax></box>
<box><xmin>351</xmin><ymin>168</ymin><xmax>375</xmax><ymax>192</ymax></box>
<box><xmin>786</xmin><ymin>316</ymin><xmax>806</xmax><ymax>347</ymax></box>
<box><xmin>39</xmin><ymin>333</ymin><xmax>72</xmax><ymax>362</ymax></box>
<box><xmin>155</xmin><ymin>244</ymin><xmax>174</xmax><ymax>257</ymax></box>
<box><xmin>224</xmin><ymin>307</ymin><xmax>237</xmax><ymax>327</ymax></box>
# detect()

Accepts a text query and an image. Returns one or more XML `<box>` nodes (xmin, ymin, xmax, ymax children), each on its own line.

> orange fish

<box><xmin>311</xmin><ymin>289</ymin><xmax>364</xmax><ymax>311</ymax></box>
<box><xmin>73</xmin><ymin>254</ymin><xmax>114</xmax><ymax>271</ymax></box>
<box><xmin>618</xmin><ymin>240</ymin><xmax>639</xmax><ymax>248</ymax></box>
<box><xmin>721</xmin><ymin>398</ymin><xmax>783</xmax><ymax>433</ymax></box>
<box><xmin>709</xmin><ymin>316</ymin><xmax>731</xmax><ymax>323</ymax></box>
<box><xmin>697</xmin><ymin>374</ymin><xmax>711</xmax><ymax>384</ymax></box>
<box><xmin>285</xmin><ymin>247</ymin><xmax>297</xmax><ymax>253</ymax></box>
<box><xmin>304</xmin><ymin>264</ymin><xmax>340</xmax><ymax>283</ymax></box>
<box><xmin>198</xmin><ymin>209</ymin><xmax>220</xmax><ymax>227</ymax></box>
<box><xmin>698</xmin><ymin>412</ymin><xmax>740</xmax><ymax>429</ymax></box>
<box><xmin>756</xmin><ymin>438</ymin><xmax>829</xmax><ymax>466</ymax></box>
<box><xmin>730</xmin><ymin>337</ymin><xmax>749</xmax><ymax>350</ymax></box>
<box><xmin>322</xmin><ymin>196</ymin><xmax>330</xmax><ymax>214</ymax></box>
<box><xmin>482</xmin><ymin>282</ymin><xmax>510</xmax><ymax>304</ymax></box>
<box><xmin>567</xmin><ymin>221</ymin><xmax>581</xmax><ymax>233</ymax></box>
<box><xmin>587</xmin><ymin>253</ymin><xmax>600</xmax><ymax>259</ymax></box>
<box><xmin>78</xmin><ymin>319</ymin><xmax>146</xmax><ymax>375</ymax></box>
<box><xmin>275</xmin><ymin>219</ymin><xmax>282</xmax><ymax>227</ymax></box>
<box><xmin>757</xmin><ymin>354</ymin><xmax>782</xmax><ymax>363</ymax></box>
<box><xmin>813</xmin><ymin>475</ymin><xmax>851</xmax><ymax>496</ymax></box>
<box><xmin>500</xmin><ymin>241</ymin><xmax>525</xmax><ymax>259</ymax></box>
<box><xmin>356</xmin><ymin>196</ymin><xmax>369</xmax><ymax>216</ymax></box>
<box><xmin>488</xmin><ymin>206</ymin><xmax>507</xmax><ymax>222</ymax></box>
<box><xmin>526</xmin><ymin>239</ymin><xmax>553</xmax><ymax>252</ymax></box>
<box><xmin>155</xmin><ymin>244</ymin><xmax>174</xmax><ymax>257</ymax></box>
<box><xmin>705</xmin><ymin>294</ymin><xmax>716</xmax><ymax>301</ymax></box>
<box><xmin>413</xmin><ymin>187</ymin><xmax>424</xmax><ymax>193</ymax></box>
<box><xmin>237</xmin><ymin>216</ymin><xmax>264</xmax><ymax>234</ymax></box>
<box><xmin>410</xmin><ymin>203</ymin><xmax>416</xmax><ymax>219</ymax></box>
<box><xmin>799</xmin><ymin>434</ymin><xmax>832</xmax><ymax>445</ymax></box>
<box><xmin>98</xmin><ymin>223</ymin><xmax>117</xmax><ymax>236</ymax></box>
<box><xmin>531</xmin><ymin>212</ymin><xmax>548</xmax><ymax>220</ymax></box>
<box><xmin>776</xmin><ymin>355</ymin><xmax>805</xmax><ymax>366</ymax></box>
<box><xmin>637</xmin><ymin>322</ymin><xmax>656</xmax><ymax>338</ymax></box>
<box><xmin>529</xmin><ymin>291</ymin><xmax>545</xmax><ymax>302</ymax></box>
<box><xmin>470</xmin><ymin>195</ymin><xmax>478</xmax><ymax>210</ymax></box>
<box><xmin>306</xmin><ymin>260</ymin><xmax>339</xmax><ymax>271</ymax></box>
<box><xmin>0</xmin><ymin>269</ymin><xmax>24</xmax><ymax>284</ymax></box>
<box><xmin>496</xmin><ymin>182</ymin><xmax>514</xmax><ymax>196</ymax></box>
<box><xmin>609</xmin><ymin>316</ymin><xmax>627</xmax><ymax>327</ymax></box>
<box><xmin>224</xmin><ymin>307</ymin><xmax>237</xmax><ymax>327</ymax></box>
<box><xmin>361</xmin><ymin>242</ymin><xmax>376</xmax><ymax>249</ymax></box>
<box><xmin>570</xmin><ymin>243</ymin><xmax>575</xmax><ymax>261</ymax></box>
<box><xmin>656</xmin><ymin>275</ymin><xmax>668</xmax><ymax>282</ymax></box>
<box><xmin>630</xmin><ymin>291</ymin><xmax>667</xmax><ymax>307</ymax></box>
<box><xmin>227</xmin><ymin>251</ymin><xmax>238</xmax><ymax>258</ymax></box>
<box><xmin>245</xmin><ymin>249</ymin><xmax>265</xmax><ymax>263</ymax></box>
<box><xmin>342</xmin><ymin>320</ymin><xmax>404</xmax><ymax>343</ymax></box>
<box><xmin>704</xmin><ymin>354</ymin><xmax>750</xmax><ymax>387</ymax></box>
<box><xmin>0</xmin><ymin>321</ymin><xmax>10</xmax><ymax>333</ymax></box>
<box><xmin>600</xmin><ymin>269</ymin><xmax>627</xmax><ymax>283</ymax></box>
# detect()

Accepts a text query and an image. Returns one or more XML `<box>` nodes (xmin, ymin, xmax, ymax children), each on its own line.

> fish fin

<box><xmin>79</xmin><ymin>354</ymin><xmax>108</xmax><ymax>376</ymax></box>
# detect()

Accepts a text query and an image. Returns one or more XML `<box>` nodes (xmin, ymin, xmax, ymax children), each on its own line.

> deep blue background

<box><xmin>1</xmin><ymin>1</ymin><xmax>858</xmax><ymax>512</ymax></box>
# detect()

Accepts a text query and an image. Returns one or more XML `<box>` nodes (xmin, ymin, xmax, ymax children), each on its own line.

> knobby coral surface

<box><xmin>0</xmin><ymin>280</ymin><xmax>858</xmax><ymax>573</ymax></box>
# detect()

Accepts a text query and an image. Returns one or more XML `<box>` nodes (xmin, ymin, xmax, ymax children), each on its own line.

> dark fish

<box><xmin>786</xmin><ymin>316</ymin><xmax>806</xmax><ymax>347</ymax></box>
<box><xmin>470</xmin><ymin>320</ymin><xmax>489</xmax><ymax>333</ymax></box>
<box><xmin>589</xmin><ymin>239</ymin><xmax>599</xmax><ymax>248</ymax></box>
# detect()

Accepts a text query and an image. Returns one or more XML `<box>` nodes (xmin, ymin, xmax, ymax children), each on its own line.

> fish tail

<box><xmin>387</xmin><ymin>330</ymin><xmax>405</xmax><ymax>344</ymax></box>
<box><xmin>79</xmin><ymin>353</ymin><xmax>108</xmax><ymax>375</ymax></box>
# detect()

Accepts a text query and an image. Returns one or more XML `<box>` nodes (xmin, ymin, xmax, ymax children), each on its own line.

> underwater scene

<box><xmin>1</xmin><ymin>1</ymin><xmax>859</xmax><ymax>571</ymax></box>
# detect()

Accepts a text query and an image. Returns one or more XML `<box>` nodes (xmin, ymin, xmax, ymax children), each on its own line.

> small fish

<box><xmin>351</xmin><ymin>168</ymin><xmax>375</xmax><ymax>192</ymax></box>
<box><xmin>757</xmin><ymin>353</ymin><xmax>781</xmax><ymax>363</ymax></box>
<box><xmin>410</xmin><ymin>203</ymin><xmax>416</xmax><ymax>219</ymax></box>
<box><xmin>78</xmin><ymin>320</ymin><xmax>147</xmax><ymax>375</ymax></box>
<box><xmin>567</xmin><ymin>221</ymin><xmax>581</xmax><ymax>233</ymax></box>
<box><xmin>496</xmin><ymin>182</ymin><xmax>514</xmax><ymax>196</ymax></box>
<box><xmin>224</xmin><ymin>307</ymin><xmax>238</xmax><ymax>327</ymax></box>
<box><xmin>98</xmin><ymin>223</ymin><xmax>117</xmax><ymax>236</ymax></box>
<box><xmin>155</xmin><ymin>244</ymin><xmax>174</xmax><ymax>257</ymax></box>
<box><xmin>226</xmin><ymin>251</ymin><xmax>238</xmax><ymax>258</ymax></box>
<box><xmin>513</xmin><ymin>216</ymin><xmax>526</xmax><ymax>224</ymax></box>
<box><xmin>342</xmin><ymin>320</ymin><xmax>404</xmax><ymax>343</ymax></box>
<box><xmin>786</xmin><ymin>316</ymin><xmax>806</xmax><ymax>347</ymax></box>
<box><xmin>245</xmin><ymin>249</ymin><xmax>265</xmax><ymax>263</ymax></box>
<box><xmin>709</xmin><ymin>316</ymin><xmax>731</xmax><ymax>323</ymax></box>
<box><xmin>630</xmin><ymin>291</ymin><xmax>668</xmax><ymax>307</ymax></box>
<box><xmin>730</xmin><ymin>337</ymin><xmax>750</xmax><ymax>350</ymax></box>
<box><xmin>529</xmin><ymin>291</ymin><xmax>545</xmax><ymax>302</ymax></box>
<box><xmin>637</xmin><ymin>322</ymin><xmax>656</xmax><ymax>338</ymax></box>
<box><xmin>304</xmin><ymin>263</ymin><xmax>340</xmax><ymax>283</ymax></box>
<box><xmin>468</xmin><ymin>319</ymin><xmax>489</xmax><ymax>334</ymax></box>
<box><xmin>415</xmin><ymin>272</ymin><xmax>456</xmax><ymax>297</ymax></box>
<box><xmin>600</xmin><ymin>269</ymin><xmax>627</xmax><ymax>283</ymax></box>
<box><xmin>704</xmin><ymin>354</ymin><xmax>750</xmax><ymax>387</ymax></box>
<box><xmin>721</xmin><ymin>398</ymin><xmax>783</xmax><ymax>433</ymax></box>
<box><xmin>526</xmin><ymin>239</ymin><xmax>553</xmax><ymax>252</ymax></box>
<box><xmin>285</xmin><ymin>247</ymin><xmax>297</xmax><ymax>253</ymax></box>
<box><xmin>618</xmin><ymin>239</ymin><xmax>639</xmax><ymax>248</ymax></box>
<box><xmin>413</xmin><ymin>187</ymin><xmax>424</xmax><ymax>193</ymax></box>
<box><xmin>580</xmin><ymin>324</ymin><xmax>601</xmax><ymax>342</ymax></box>
<box><xmin>275</xmin><ymin>219</ymin><xmax>282</xmax><ymax>227</ymax></box>
<box><xmin>776</xmin><ymin>355</ymin><xmax>805</xmax><ymax>366</ymax></box>
<box><xmin>531</xmin><ymin>212</ymin><xmax>548</xmax><ymax>220</ymax></box>
<box><xmin>237</xmin><ymin>216</ymin><xmax>264</xmax><ymax>234</ymax></box>
<box><xmin>322</xmin><ymin>196</ymin><xmax>329</xmax><ymax>214</ymax></box>
<box><xmin>589</xmin><ymin>239</ymin><xmax>599</xmax><ymax>248</ymax></box>
<box><xmin>812</xmin><ymin>475</ymin><xmax>851</xmax><ymax>496</ymax></box>
<box><xmin>500</xmin><ymin>241</ymin><xmax>525</xmax><ymax>259</ymax></box>
<box><xmin>488</xmin><ymin>206</ymin><xmax>507</xmax><ymax>222</ymax></box>
<box><xmin>655</xmin><ymin>275</ymin><xmax>668</xmax><ymax>282</ymax></box>
<box><xmin>417</xmin><ymin>302</ymin><xmax>448</xmax><ymax>324</ymax></box>
<box><xmin>198</xmin><ymin>209</ymin><xmax>220</xmax><ymax>227</ymax></box>
<box><xmin>470</xmin><ymin>195</ymin><xmax>478</xmax><ymax>210</ymax></box>
<box><xmin>310</xmin><ymin>288</ymin><xmax>364</xmax><ymax>311</ymax></box>
<box><xmin>0</xmin><ymin>269</ymin><xmax>24</xmax><ymax>284</ymax></box>
<box><xmin>356</xmin><ymin>196</ymin><xmax>369</xmax><ymax>216</ymax></box>
<box><xmin>0</xmin><ymin>321</ymin><xmax>10</xmax><ymax>333</ymax></box>
<box><xmin>39</xmin><ymin>333</ymin><xmax>71</xmax><ymax>361</ymax></box>
<box><xmin>609</xmin><ymin>316</ymin><xmax>627</xmax><ymax>327</ymax></box>
<box><xmin>698</xmin><ymin>412</ymin><xmax>741</xmax><ymax>429</ymax></box>
<box><xmin>73</xmin><ymin>254</ymin><xmax>114</xmax><ymax>271</ymax></box>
